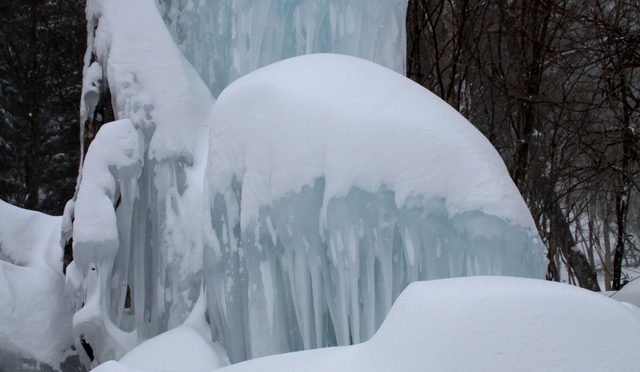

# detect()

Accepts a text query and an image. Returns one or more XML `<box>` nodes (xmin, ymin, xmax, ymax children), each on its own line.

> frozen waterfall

<box><xmin>53</xmin><ymin>0</ymin><xmax>547</xmax><ymax>369</ymax></box>
<box><xmin>203</xmin><ymin>54</ymin><xmax>545</xmax><ymax>362</ymax></box>
<box><xmin>71</xmin><ymin>0</ymin><xmax>215</xmax><ymax>366</ymax></box>
<box><xmin>157</xmin><ymin>0</ymin><xmax>408</xmax><ymax>96</ymax></box>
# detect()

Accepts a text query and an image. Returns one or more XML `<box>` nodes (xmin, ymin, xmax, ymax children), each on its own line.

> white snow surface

<box><xmin>73</xmin><ymin>119</ymin><xmax>141</xmax><ymax>273</ymax></box>
<box><xmin>93</xmin><ymin>326</ymin><xmax>226</xmax><ymax>372</ymax></box>
<box><xmin>0</xmin><ymin>200</ymin><xmax>72</xmax><ymax>368</ymax></box>
<box><xmin>86</xmin><ymin>0</ymin><xmax>213</xmax><ymax>160</ymax></box>
<box><xmin>92</xmin><ymin>293</ymin><xmax>229</xmax><ymax>372</ymax></box>
<box><xmin>209</xmin><ymin>54</ymin><xmax>535</xmax><ymax>229</ymax></box>
<box><xmin>217</xmin><ymin>277</ymin><xmax>640</xmax><ymax>372</ymax></box>
<box><xmin>611</xmin><ymin>278</ymin><xmax>640</xmax><ymax>308</ymax></box>
<box><xmin>92</xmin><ymin>277</ymin><xmax>640</xmax><ymax>372</ymax></box>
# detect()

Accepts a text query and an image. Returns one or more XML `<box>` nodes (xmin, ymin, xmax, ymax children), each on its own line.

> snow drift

<box><xmin>0</xmin><ymin>200</ymin><xmax>72</xmax><ymax>369</ymax></box>
<box><xmin>203</xmin><ymin>54</ymin><xmax>545</xmax><ymax>362</ymax></box>
<box><xmin>92</xmin><ymin>277</ymin><xmax>640</xmax><ymax>372</ymax></box>
<box><xmin>214</xmin><ymin>277</ymin><xmax>640</xmax><ymax>372</ymax></box>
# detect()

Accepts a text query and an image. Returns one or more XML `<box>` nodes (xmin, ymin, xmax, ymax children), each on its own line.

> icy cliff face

<box><xmin>204</xmin><ymin>54</ymin><xmax>546</xmax><ymax>362</ymax></box>
<box><xmin>157</xmin><ymin>0</ymin><xmax>408</xmax><ymax>96</ymax></box>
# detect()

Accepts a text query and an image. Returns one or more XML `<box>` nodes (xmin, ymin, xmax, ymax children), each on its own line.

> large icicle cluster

<box><xmin>203</xmin><ymin>54</ymin><xmax>545</xmax><ymax>362</ymax></box>
<box><xmin>59</xmin><ymin>0</ymin><xmax>547</xmax><ymax>369</ymax></box>
<box><xmin>157</xmin><ymin>0</ymin><xmax>408</xmax><ymax>96</ymax></box>
<box><xmin>70</xmin><ymin>0</ymin><xmax>215</xmax><ymax>366</ymax></box>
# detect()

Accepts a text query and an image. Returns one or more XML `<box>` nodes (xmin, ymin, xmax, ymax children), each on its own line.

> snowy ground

<box><xmin>93</xmin><ymin>276</ymin><xmax>640</xmax><ymax>372</ymax></box>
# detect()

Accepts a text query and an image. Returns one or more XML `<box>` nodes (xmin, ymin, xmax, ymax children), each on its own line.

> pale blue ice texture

<box><xmin>201</xmin><ymin>54</ymin><xmax>545</xmax><ymax>362</ymax></box>
<box><xmin>157</xmin><ymin>0</ymin><xmax>408</xmax><ymax>96</ymax></box>
<box><xmin>70</xmin><ymin>1</ymin><xmax>545</xmax><ymax>368</ymax></box>
<box><xmin>206</xmin><ymin>183</ymin><xmax>544</xmax><ymax>362</ymax></box>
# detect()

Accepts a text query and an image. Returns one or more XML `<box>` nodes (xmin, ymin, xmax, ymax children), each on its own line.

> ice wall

<box><xmin>72</xmin><ymin>0</ymin><xmax>215</xmax><ymax>365</ymax></box>
<box><xmin>204</xmin><ymin>54</ymin><xmax>546</xmax><ymax>362</ymax></box>
<box><xmin>157</xmin><ymin>0</ymin><xmax>408</xmax><ymax>96</ymax></box>
<box><xmin>71</xmin><ymin>0</ymin><xmax>544</xmax><ymax>368</ymax></box>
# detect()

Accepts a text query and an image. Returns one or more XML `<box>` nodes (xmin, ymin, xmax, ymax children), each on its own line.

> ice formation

<box><xmin>71</xmin><ymin>0</ymin><xmax>215</xmax><ymax>365</ymax></box>
<box><xmin>203</xmin><ymin>54</ymin><xmax>545</xmax><ymax>362</ymax></box>
<box><xmin>0</xmin><ymin>200</ymin><xmax>73</xmax><ymax>369</ymax></box>
<box><xmin>3</xmin><ymin>0</ymin><xmax>549</xmax><ymax>369</ymax></box>
<box><xmin>207</xmin><ymin>277</ymin><xmax>640</xmax><ymax>372</ymax></box>
<box><xmin>157</xmin><ymin>0</ymin><xmax>408</xmax><ymax>96</ymax></box>
<box><xmin>72</xmin><ymin>0</ymin><xmax>418</xmax><ymax>366</ymax></box>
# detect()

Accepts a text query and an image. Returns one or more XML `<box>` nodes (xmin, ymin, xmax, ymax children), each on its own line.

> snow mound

<box><xmin>209</xmin><ymin>54</ymin><xmax>535</xmax><ymax>227</ymax></box>
<box><xmin>0</xmin><ymin>200</ymin><xmax>72</xmax><ymax>369</ymax></box>
<box><xmin>0</xmin><ymin>199</ymin><xmax>63</xmax><ymax>271</ymax></box>
<box><xmin>611</xmin><ymin>278</ymin><xmax>640</xmax><ymax>308</ymax></box>
<box><xmin>92</xmin><ymin>293</ymin><xmax>229</xmax><ymax>372</ymax></box>
<box><xmin>216</xmin><ymin>277</ymin><xmax>640</xmax><ymax>372</ymax></box>
<box><xmin>204</xmin><ymin>54</ymin><xmax>545</xmax><ymax>361</ymax></box>
<box><xmin>97</xmin><ymin>327</ymin><xmax>227</xmax><ymax>372</ymax></box>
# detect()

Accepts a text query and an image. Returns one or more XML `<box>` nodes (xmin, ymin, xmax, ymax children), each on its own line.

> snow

<box><xmin>203</xmin><ymin>53</ymin><xmax>545</xmax><ymax>361</ymax></box>
<box><xmin>210</xmin><ymin>54</ymin><xmax>535</xmax><ymax>228</ymax></box>
<box><xmin>92</xmin><ymin>293</ymin><xmax>229</xmax><ymax>372</ymax></box>
<box><xmin>0</xmin><ymin>200</ymin><xmax>73</xmax><ymax>368</ymax></box>
<box><xmin>2</xmin><ymin>1</ymin><xmax>635</xmax><ymax>370</ymax></box>
<box><xmin>216</xmin><ymin>277</ymin><xmax>640</xmax><ymax>372</ymax></box>
<box><xmin>610</xmin><ymin>277</ymin><xmax>640</xmax><ymax>308</ymax></box>
<box><xmin>98</xmin><ymin>326</ymin><xmax>227</xmax><ymax>372</ymax></box>
<box><xmin>73</xmin><ymin>119</ymin><xmax>141</xmax><ymax>273</ymax></box>
<box><xmin>74</xmin><ymin>0</ymin><xmax>216</xmax><ymax>364</ymax></box>
<box><xmin>86</xmin><ymin>0</ymin><xmax>213</xmax><ymax>160</ymax></box>
<box><xmin>92</xmin><ymin>277</ymin><xmax>640</xmax><ymax>372</ymax></box>
<box><xmin>158</xmin><ymin>0</ymin><xmax>408</xmax><ymax>96</ymax></box>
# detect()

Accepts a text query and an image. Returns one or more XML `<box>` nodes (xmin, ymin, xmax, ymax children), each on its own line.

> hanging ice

<box><xmin>203</xmin><ymin>54</ymin><xmax>546</xmax><ymax>362</ymax></box>
<box><xmin>71</xmin><ymin>0</ymin><xmax>415</xmax><ymax>367</ymax></box>
<box><xmin>71</xmin><ymin>0</ymin><xmax>215</xmax><ymax>365</ymax></box>
<box><xmin>65</xmin><ymin>0</ymin><xmax>546</xmax><ymax>368</ymax></box>
<box><xmin>157</xmin><ymin>0</ymin><xmax>408</xmax><ymax>96</ymax></box>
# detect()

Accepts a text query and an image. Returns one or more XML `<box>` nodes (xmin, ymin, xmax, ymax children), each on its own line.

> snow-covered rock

<box><xmin>203</xmin><ymin>53</ymin><xmax>545</xmax><ymax>361</ymax></box>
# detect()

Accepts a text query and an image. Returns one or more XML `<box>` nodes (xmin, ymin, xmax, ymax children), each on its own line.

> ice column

<box><xmin>72</xmin><ymin>0</ymin><xmax>215</xmax><ymax>365</ymax></box>
<box><xmin>157</xmin><ymin>0</ymin><xmax>409</xmax><ymax>96</ymax></box>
